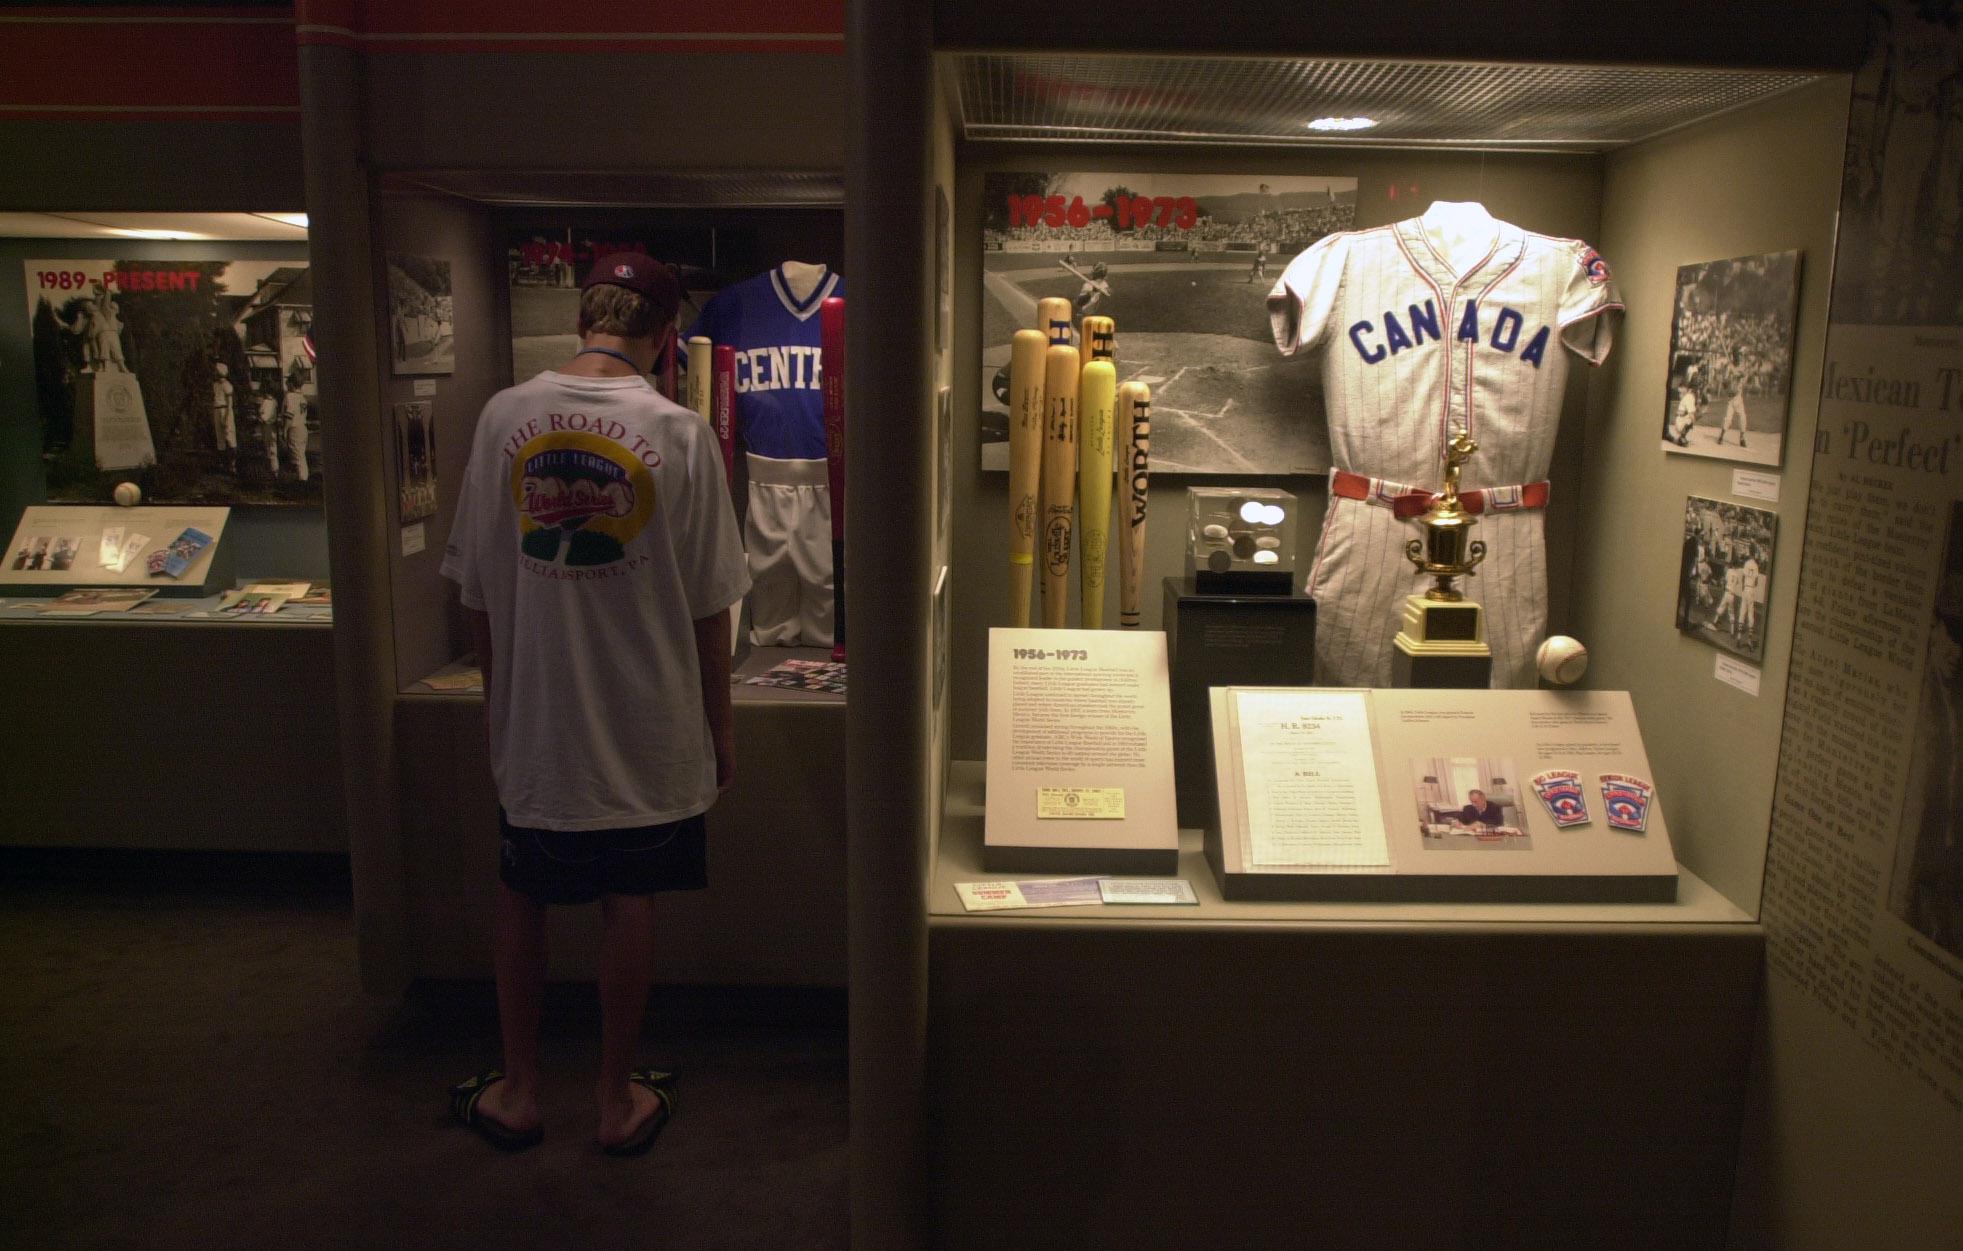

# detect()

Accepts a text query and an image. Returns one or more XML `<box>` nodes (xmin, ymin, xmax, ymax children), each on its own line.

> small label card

<box><xmin>1098</xmin><ymin>878</ymin><xmax>1198</xmax><ymax>905</ymax></box>
<box><xmin>413</xmin><ymin>378</ymin><xmax>438</xmax><ymax>397</ymax></box>
<box><xmin>401</xmin><ymin>521</ymin><xmax>426</xmax><ymax>556</ymax></box>
<box><xmin>955</xmin><ymin>877</ymin><xmax>1107</xmax><ymax>911</ymax></box>
<box><xmin>1714</xmin><ymin>653</ymin><xmax>1761</xmax><ymax>697</ymax></box>
<box><xmin>1731</xmin><ymin>468</ymin><xmax>1780</xmax><ymax>503</ymax></box>
<box><xmin>1036</xmin><ymin>786</ymin><xmax>1126</xmax><ymax>819</ymax></box>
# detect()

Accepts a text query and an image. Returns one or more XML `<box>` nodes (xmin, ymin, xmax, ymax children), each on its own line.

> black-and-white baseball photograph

<box><xmin>388</xmin><ymin>254</ymin><xmax>454</xmax><ymax>375</ymax></box>
<box><xmin>981</xmin><ymin>171</ymin><xmax>1356</xmax><ymax>474</ymax></box>
<box><xmin>507</xmin><ymin>229</ymin><xmax>722</xmax><ymax>382</ymax></box>
<box><xmin>25</xmin><ymin>257</ymin><xmax>320</xmax><ymax>505</ymax></box>
<box><xmin>1660</xmin><ymin>249</ymin><xmax>1802</xmax><ymax>467</ymax></box>
<box><xmin>1837</xmin><ymin>0</ymin><xmax>1963</xmax><ymax>326</ymax></box>
<box><xmin>1676</xmin><ymin>495</ymin><xmax>1778</xmax><ymax>663</ymax></box>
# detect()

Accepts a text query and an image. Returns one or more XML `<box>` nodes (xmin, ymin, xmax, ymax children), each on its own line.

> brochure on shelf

<box><xmin>3</xmin><ymin>505</ymin><xmax>231</xmax><ymax>597</ymax></box>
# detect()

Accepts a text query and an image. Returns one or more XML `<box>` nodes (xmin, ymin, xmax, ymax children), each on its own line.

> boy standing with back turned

<box><xmin>441</xmin><ymin>254</ymin><xmax>750</xmax><ymax>1156</ymax></box>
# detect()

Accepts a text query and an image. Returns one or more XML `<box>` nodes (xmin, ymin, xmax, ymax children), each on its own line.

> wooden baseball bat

<box><xmin>1118</xmin><ymin>381</ymin><xmax>1151</xmax><ymax>628</ymax></box>
<box><xmin>685</xmin><ymin>335</ymin><xmax>713</xmax><ymax>421</ymax></box>
<box><xmin>1037</xmin><ymin>296</ymin><xmax>1074</xmax><ymax>348</ymax></box>
<box><xmin>821</xmin><ymin>296</ymin><xmax>846</xmax><ymax>661</ymax></box>
<box><xmin>1040</xmin><ymin>342</ymin><xmax>1080</xmax><ymax>628</ymax></box>
<box><xmin>1081</xmin><ymin>315</ymin><xmax>1115</xmax><ymax>363</ymax></box>
<box><xmin>1005</xmin><ymin>329</ymin><xmax>1048</xmax><ymax>628</ymax></box>
<box><xmin>711</xmin><ymin>345</ymin><xmax>737</xmax><ymax>491</ymax></box>
<box><xmin>1078</xmin><ymin>357</ymin><xmax>1116</xmax><ymax>628</ymax></box>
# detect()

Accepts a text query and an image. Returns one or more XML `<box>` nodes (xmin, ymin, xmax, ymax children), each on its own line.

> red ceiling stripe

<box><xmin>294</xmin><ymin>1</ymin><xmax>844</xmax><ymax>37</ymax></box>
<box><xmin>0</xmin><ymin>12</ymin><xmax>301</xmax><ymax>113</ymax></box>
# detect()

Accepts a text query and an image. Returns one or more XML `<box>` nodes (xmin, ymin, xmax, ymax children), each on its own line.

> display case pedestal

<box><xmin>1162</xmin><ymin>576</ymin><xmax>1315</xmax><ymax>828</ymax></box>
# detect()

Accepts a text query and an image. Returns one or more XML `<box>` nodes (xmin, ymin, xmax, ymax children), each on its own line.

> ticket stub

<box><xmin>1036</xmin><ymin>786</ymin><xmax>1126</xmax><ymax>819</ymax></box>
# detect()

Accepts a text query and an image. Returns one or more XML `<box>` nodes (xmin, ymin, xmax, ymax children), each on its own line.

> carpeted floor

<box><xmin>0</xmin><ymin>852</ymin><xmax>848</xmax><ymax>1251</ymax></box>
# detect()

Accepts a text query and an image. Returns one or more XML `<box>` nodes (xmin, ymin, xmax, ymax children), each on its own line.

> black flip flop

<box><xmin>449</xmin><ymin>1070</ymin><xmax>544</xmax><ymax>1152</ymax></box>
<box><xmin>601</xmin><ymin>1069</ymin><xmax>676</xmax><ymax>1158</ymax></box>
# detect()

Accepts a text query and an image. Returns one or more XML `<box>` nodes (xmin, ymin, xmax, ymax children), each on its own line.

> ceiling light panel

<box><xmin>954</xmin><ymin>55</ymin><xmax>1821</xmax><ymax>150</ymax></box>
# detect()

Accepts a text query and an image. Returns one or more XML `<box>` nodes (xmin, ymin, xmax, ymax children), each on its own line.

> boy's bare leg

<box><xmin>596</xmin><ymin>892</ymin><xmax>664</xmax><ymax>1145</ymax></box>
<box><xmin>480</xmin><ymin>882</ymin><xmax>546</xmax><ymax>1133</ymax></box>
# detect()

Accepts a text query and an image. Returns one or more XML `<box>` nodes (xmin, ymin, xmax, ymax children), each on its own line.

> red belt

<box><xmin>1331</xmin><ymin>469</ymin><xmax>1550</xmax><ymax>520</ymax></box>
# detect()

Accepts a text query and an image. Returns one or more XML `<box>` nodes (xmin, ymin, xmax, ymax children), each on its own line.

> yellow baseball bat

<box><xmin>1040</xmin><ymin>342</ymin><xmax>1080</xmax><ymax>628</ymax></box>
<box><xmin>684</xmin><ymin>336</ymin><xmax>713</xmax><ymax>422</ymax></box>
<box><xmin>1005</xmin><ymin>329</ymin><xmax>1048</xmax><ymax>627</ymax></box>
<box><xmin>1118</xmin><ymin>382</ymin><xmax>1151</xmax><ymax>628</ymax></box>
<box><xmin>1081</xmin><ymin>315</ymin><xmax>1115</xmax><ymax>363</ymax></box>
<box><xmin>1078</xmin><ymin>358</ymin><xmax>1116</xmax><ymax>628</ymax></box>
<box><xmin>1037</xmin><ymin>296</ymin><xmax>1074</xmax><ymax>348</ymax></box>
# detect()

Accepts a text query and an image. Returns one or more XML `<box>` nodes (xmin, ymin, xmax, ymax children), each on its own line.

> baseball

<box><xmin>113</xmin><ymin>482</ymin><xmax>142</xmax><ymax>507</ymax></box>
<box><xmin>1537</xmin><ymin>635</ymin><xmax>1589</xmax><ymax>686</ymax></box>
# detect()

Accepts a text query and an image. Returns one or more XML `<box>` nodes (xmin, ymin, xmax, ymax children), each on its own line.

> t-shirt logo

<box><xmin>509</xmin><ymin>431</ymin><xmax>655</xmax><ymax>568</ymax></box>
<box><xmin>613</xmin><ymin>263</ymin><xmax>635</xmax><ymax>280</ymax></box>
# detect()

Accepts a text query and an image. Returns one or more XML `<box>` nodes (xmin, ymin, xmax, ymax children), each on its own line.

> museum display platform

<box><xmin>929</xmin><ymin>761</ymin><xmax>1759</xmax><ymax>1249</ymax></box>
<box><xmin>395</xmin><ymin>644</ymin><xmax>846</xmax><ymax>986</ymax></box>
<box><xmin>0</xmin><ymin>607</ymin><xmax>343</xmax><ymax>852</ymax></box>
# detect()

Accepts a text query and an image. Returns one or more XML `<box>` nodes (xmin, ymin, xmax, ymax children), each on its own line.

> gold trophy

<box><xmin>1391</xmin><ymin>428</ymin><xmax>1494</xmax><ymax>688</ymax></box>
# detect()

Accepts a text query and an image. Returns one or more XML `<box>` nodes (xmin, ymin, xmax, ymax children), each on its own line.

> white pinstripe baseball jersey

<box><xmin>1268</xmin><ymin>212</ymin><xmax>1622</xmax><ymax>688</ymax></box>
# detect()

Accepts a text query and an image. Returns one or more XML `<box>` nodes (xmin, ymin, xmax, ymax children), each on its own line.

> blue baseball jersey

<box><xmin>683</xmin><ymin>265</ymin><xmax>842</xmax><ymax>461</ymax></box>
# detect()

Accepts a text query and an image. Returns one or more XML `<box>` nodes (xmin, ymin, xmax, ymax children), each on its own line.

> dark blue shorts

<box><xmin>498</xmin><ymin>809</ymin><xmax>708</xmax><ymax>905</ymax></box>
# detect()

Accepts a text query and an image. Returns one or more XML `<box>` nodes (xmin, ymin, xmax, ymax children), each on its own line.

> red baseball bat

<box><xmin>821</xmin><ymin>295</ymin><xmax>846</xmax><ymax>661</ymax></box>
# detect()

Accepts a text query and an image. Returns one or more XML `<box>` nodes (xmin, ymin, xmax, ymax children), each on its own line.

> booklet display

<box><xmin>1207</xmin><ymin>687</ymin><xmax>1677</xmax><ymax>903</ymax></box>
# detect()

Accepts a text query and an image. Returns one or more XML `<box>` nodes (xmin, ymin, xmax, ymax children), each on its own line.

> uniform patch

<box><xmin>1531</xmin><ymin>770</ymin><xmax>1590</xmax><ymax>827</ymax></box>
<box><xmin>1598</xmin><ymin>773</ymin><xmax>1653</xmax><ymax>833</ymax></box>
<box><xmin>1581</xmin><ymin>247</ymin><xmax>1611</xmax><ymax>285</ymax></box>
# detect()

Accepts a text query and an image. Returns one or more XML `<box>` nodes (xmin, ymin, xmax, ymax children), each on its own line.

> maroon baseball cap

<box><xmin>582</xmin><ymin>252</ymin><xmax>679</xmax><ymax>315</ymax></box>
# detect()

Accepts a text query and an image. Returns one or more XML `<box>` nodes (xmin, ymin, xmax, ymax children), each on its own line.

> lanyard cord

<box><xmin>576</xmin><ymin>346</ymin><xmax>640</xmax><ymax>370</ymax></box>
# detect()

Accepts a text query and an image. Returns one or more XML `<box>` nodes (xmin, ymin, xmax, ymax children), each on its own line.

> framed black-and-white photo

<box><xmin>24</xmin><ymin>257</ymin><xmax>320</xmax><ymax>505</ymax></box>
<box><xmin>1660</xmin><ymin>249</ymin><xmax>1801</xmax><ymax>467</ymax></box>
<box><xmin>387</xmin><ymin>254</ymin><xmax>454</xmax><ymax>375</ymax></box>
<box><xmin>1676</xmin><ymin>495</ymin><xmax>1778</xmax><ymax>664</ymax></box>
<box><xmin>394</xmin><ymin>400</ymin><xmax>437</xmax><ymax>523</ymax></box>
<box><xmin>980</xmin><ymin>171</ymin><xmax>1356</xmax><ymax>474</ymax></box>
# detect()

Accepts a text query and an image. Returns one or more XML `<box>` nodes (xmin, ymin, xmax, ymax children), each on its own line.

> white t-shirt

<box><xmin>441</xmin><ymin>370</ymin><xmax>750</xmax><ymax>831</ymax></box>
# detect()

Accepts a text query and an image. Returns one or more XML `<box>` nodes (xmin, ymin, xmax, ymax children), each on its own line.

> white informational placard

<box><xmin>2</xmin><ymin>505</ymin><xmax>229</xmax><ymax>591</ymax></box>
<box><xmin>1714</xmin><ymin>654</ymin><xmax>1762</xmax><ymax>696</ymax></box>
<box><xmin>1731</xmin><ymin>468</ymin><xmax>1781</xmax><ymax>502</ymax></box>
<box><xmin>984</xmin><ymin>627</ymin><xmax>1179</xmax><ymax>873</ymax></box>
<box><xmin>1226</xmin><ymin>687</ymin><xmax>1389</xmax><ymax>868</ymax></box>
<box><xmin>1098</xmin><ymin>878</ymin><xmax>1199</xmax><ymax>905</ymax></box>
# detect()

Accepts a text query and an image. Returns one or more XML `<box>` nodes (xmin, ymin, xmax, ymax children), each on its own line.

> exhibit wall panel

<box><xmin>359</xmin><ymin>54</ymin><xmax>846</xmax><ymax>172</ymax></box>
<box><xmin>1577</xmin><ymin>78</ymin><xmax>1850</xmax><ymax>911</ymax></box>
<box><xmin>372</xmin><ymin>193</ymin><xmax>506</xmax><ymax>689</ymax></box>
<box><xmin>0</xmin><ymin>237</ymin><xmax>325</xmax><ymax>580</ymax></box>
<box><xmin>0</xmin><ymin>122</ymin><xmax>304</xmax><ymax>215</ymax></box>
<box><xmin>948</xmin><ymin>145</ymin><xmax>1605</xmax><ymax>759</ymax></box>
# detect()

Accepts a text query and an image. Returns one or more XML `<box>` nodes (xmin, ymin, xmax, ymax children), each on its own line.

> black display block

<box><xmin>1162</xmin><ymin>576</ymin><xmax>1316</xmax><ymax>828</ymax></box>
<box><xmin>1390</xmin><ymin>648</ymin><xmax>1493</xmax><ymax>689</ymax></box>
